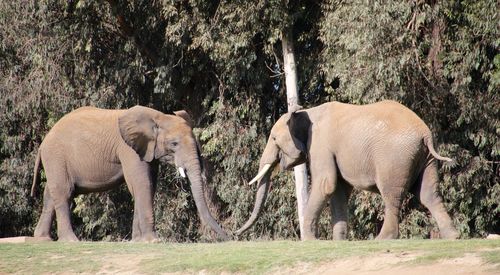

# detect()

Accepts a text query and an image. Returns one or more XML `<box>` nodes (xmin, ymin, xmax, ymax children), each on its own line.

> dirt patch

<box><xmin>275</xmin><ymin>251</ymin><xmax>499</xmax><ymax>275</ymax></box>
<box><xmin>46</xmin><ymin>245</ymin><xmax>498</xmax><ymax>275</ymax></box>
<box><xmin>96</xmin><ymin>254</ymin><xmax>151</xmax><ymax>274</ymax></box>
<box><xmin>0</xmin><ymin>236</ymin><xmax>52</xmax><ymax>243</ymax></box>
<box><xmin>94</xmin><ymin>250</ymin><xmax>499</xmax><ymax>275</ymax></box>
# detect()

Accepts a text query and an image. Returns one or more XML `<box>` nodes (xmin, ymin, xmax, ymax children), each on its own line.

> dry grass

<box><xmin>0</xmin><ymin>239</ymin><xmax>499</xmax><ymax>274</ymax></box>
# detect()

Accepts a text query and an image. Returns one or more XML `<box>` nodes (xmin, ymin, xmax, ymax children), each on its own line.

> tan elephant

<box><xmin>236</xmin><ymin>100</ymin><xmax>458</xmax><ymax>240</ymax></box>
<box><xmin>31</xmin><ymin>106</ymin><xmax>228</xmax><ymax>242</ymax></box>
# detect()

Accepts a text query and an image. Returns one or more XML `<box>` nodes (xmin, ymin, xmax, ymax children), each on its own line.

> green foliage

<box><xmin>1</xmin><ymin>0</ymin><xmax>498</xmax><ymax>242</ymax></box>
<box><xmin>72</xmin><ymin>187</ymin><xmax>133</xmax><ymax>241</ymax></box>
<box><xmin>154</xmin><ymin>165</ymin><xmax>206</xmax><ymax>242</ymax></box>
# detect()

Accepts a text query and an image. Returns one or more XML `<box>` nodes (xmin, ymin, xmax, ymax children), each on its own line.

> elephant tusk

<box><xmin>248</xmin><ymin>164</ymin><xmax>272</xmax><ymax>185</ymax></box>
<box><xmin>178</xmin><ymin>167</ymin><xmax>186</xmax><ymax>178</ymax></box>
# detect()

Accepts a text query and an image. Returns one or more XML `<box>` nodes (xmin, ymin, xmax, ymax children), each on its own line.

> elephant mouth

<box><xmin>291</xmin><ymin>154</ymin><xmax>306</xmax><ymax>167</ymax></box>
<box><xmin>280</xmin><ymin>151</ymin><xmax>306</xmax><ymax>170</ymax></box>
<box><xmin>159</xmin><ymin>154</ymin><xmax>174</xmax><ymax>165</ymax></box>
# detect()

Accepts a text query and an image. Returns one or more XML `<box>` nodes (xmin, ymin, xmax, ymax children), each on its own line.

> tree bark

<box><xmin>281</xmin><ymin>28</ymin><xmax>309</xmax><ymax>240</ymax></box>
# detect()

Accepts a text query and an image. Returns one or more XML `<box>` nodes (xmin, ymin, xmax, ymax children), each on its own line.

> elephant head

<box><xmin>118</xmin><ymin>106</ymin><xmax>228</xmax><ymax>240</ymax></box>
<box><xmin>236</xmin><ymin>111</ymin><xmax>311</xmax><ymax>235</ymax></box>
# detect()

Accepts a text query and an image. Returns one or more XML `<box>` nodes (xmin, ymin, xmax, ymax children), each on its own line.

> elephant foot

<box><xmin>332</xmin><ymin>236</ymin><xmax>348</xmax><ymax>241</ymax></box>
<box><xmin>33</xmin><ymin>236</ymin><xmax>53</xmax><ymax>242</ymax></box>
<box><xmin>375</xmin><ymin>231</ymin><xmax>399</xmax><ymax>240</ymax></box>
<box><xmin>34</xmin><ymin>224</ymin><xmax>54</xmax><ymax>240</ymax></box>
<box><xmin>143</xmin><ymin>236</ymin><xmax>161</xmax><ymax>243</ymax></box>
<box><xmin>57</xmin><ymin>234</ymin><xmax>79</xmax><ymax>242</ymax></box>
<box><xmin>332</xmin><ymin>227</ymin><xmax>348</xmax><ymax>240</ymax></box>
<box><xmin>301</xmin><ymin>232</ymin><xmax>318</xmax><ymax>241</ymax></box>
<box><xmin>302</xmin><ymin>236</ymin><xmax>317</xmax><ymax>241</ymax></box>
<box><xmin>34</xmin><ymin>231</ymin><xmax>52</xmax><ymax>240</ymax></box>
<box><xmin>440</xmin><ymin>228</ymin><xmax>459</xmax><ymax>239</ymax></box>
<box><xmin>132</xmin><ymin>232</ymin><xmax>160</xmax><ymax>243</ymax></box>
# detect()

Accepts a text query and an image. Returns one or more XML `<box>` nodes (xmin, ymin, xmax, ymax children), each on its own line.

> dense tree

<box><xmin>0</xmin><ymin>0</ymin><xmax>498</xmax><ymax>241</ymax></box>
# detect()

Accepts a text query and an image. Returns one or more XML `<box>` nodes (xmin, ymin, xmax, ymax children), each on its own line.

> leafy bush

<box><xmin>1</xmin><ymin>0</ymin><xmax>497</xmax><ymax>241</ymax></box>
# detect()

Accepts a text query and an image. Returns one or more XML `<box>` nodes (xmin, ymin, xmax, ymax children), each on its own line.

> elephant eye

<box><xmin>171</xmin><ymin>141</ymin><xmax>178</xmax><ymax>147</ymax></box>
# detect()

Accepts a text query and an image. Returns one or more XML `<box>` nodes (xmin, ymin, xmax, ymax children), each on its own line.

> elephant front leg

<box><xmin>132</xmin><ymin>195</ymin><xmax>159</xmax><ymax>243</ymax></box>
<box><xmin>122</xmin><ymin>158</ymin><xmax>159</xmax><ymax>243</ymax></box>
<box><xmin>303</xmin><ymin>152</ymin><xmax>337</xmax><ymax>241</ymax></box>
<box><xmin>131</xmin><ymin>208</ymin><xmax>141</xmax><ymax>240</ymax></box>
<box><xmin>126</xmin><ymin>184</ymin><xmax>159</xmax><ymax>243</ymax></box>
<box><xmin>329</xmin><ymin>181</ymin><xmax>352</xmax><ymax>240</ymax></box>
<box><xmin>303</xmin><ymin>146</ymin><xmax>337</xmax><ymax>240</ymax></box>
<box><xmin>303</xmin><ymin>176</ymin><xmax>336</xmax><ymax>240</ymax></box>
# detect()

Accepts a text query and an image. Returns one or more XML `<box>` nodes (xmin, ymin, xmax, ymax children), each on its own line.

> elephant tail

<box><xmin>423</xmin><ymin>136</ymin><xmax>453</xmax><ymax>162</ymax></box>
<box><xmin>30</xmin><ymin>148</ymin><xmax>42</xmax><ymax>197</ymax></box>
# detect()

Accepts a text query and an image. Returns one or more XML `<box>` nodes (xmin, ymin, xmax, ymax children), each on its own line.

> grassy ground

<box><xmin>0</xmin><ymin>239</ymin><xmax>499</xmax><ymax>274</ymax></box>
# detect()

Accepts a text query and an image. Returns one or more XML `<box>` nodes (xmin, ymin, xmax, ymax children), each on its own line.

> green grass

<box><xmin>0</xmin><ymin>239</ymin><xmax>499</xmax><ymax>274</ymax></box>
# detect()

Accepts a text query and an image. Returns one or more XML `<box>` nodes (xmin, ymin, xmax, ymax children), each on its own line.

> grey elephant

<box><xmin>31</xmin><ymin>105</ymin><xmax>228</xmax><ymax>242</ymax></box>
<box><xmin>236</xmin><ymin>100</ymin><xmax>459</xmax><ymax>240</ymax></box>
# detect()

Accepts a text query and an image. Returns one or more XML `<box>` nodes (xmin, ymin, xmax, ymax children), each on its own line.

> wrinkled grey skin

<box><xmin>31</xmin><ymin>106</ymin><xmax>228</xmax><ymax>242</ymax></box>
<box><xmin>237</xmin><ymin>100</ymin><xmax>458</xmax><ymax>240</ymax></box>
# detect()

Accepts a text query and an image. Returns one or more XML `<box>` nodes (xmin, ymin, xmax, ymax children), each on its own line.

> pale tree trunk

<box><xmin>281</xmin><ymin>28</ymin><xmax>309</xmax><ymax>240</ymax></box>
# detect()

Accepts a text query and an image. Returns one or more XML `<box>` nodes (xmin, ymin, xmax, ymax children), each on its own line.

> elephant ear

<box><xmin>287</xmin><ymin>111</ymin><xmax>310</xmax><ymax>153</ymax></box>
<box><xmin>118</xmin><ymin>106</ymin><xmax>159</xmax><ymax>162</ymax></box>
<box><xmin>174</xmin><ymin>110</ymin><xmax>194</xmax><ymax>128</ymax></box>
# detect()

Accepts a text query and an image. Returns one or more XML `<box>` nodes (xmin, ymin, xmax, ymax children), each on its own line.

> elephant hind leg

<box><xmin>414</xmin><ymin>160</ymin><xmax>458</xmax><ymax>239</ymax></box>
<box><xmin>329</xmin><ymin>180</ymin><xmax>352</xmax><ymax>240</ymax></box>
<box><xmin>44</xmin><ymin>163</ymin><xmax>78</xmax><ymax>242</ymax></box>
<box><xmin>51</xmin><ymin>186</ymin><xmax>78</xmax><ymax>242</ymax></box>
<box><xmin>34</xmin><ymin>186</ymin><xmax>55</xmax><ymax>240</ymax></box>
<box><xmin>376</xmin><ymin>177</ymin><xmax>410</xmax><ymax>240</ymax></box>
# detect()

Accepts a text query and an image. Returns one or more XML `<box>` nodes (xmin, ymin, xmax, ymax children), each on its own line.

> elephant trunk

<box><xmin>235</xmin><ymin>164</ymin><xmax>272</xmax><ymax>235</ymax></box>
<box><xmin>184</xmin><ymin>153</ymin><xmax>229</xmax><ymax>241</ymax></box>
<box><xmin>235</xmin><ymin>138</ymin><xmax>279</xmax><ymax>235</ymax></box>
